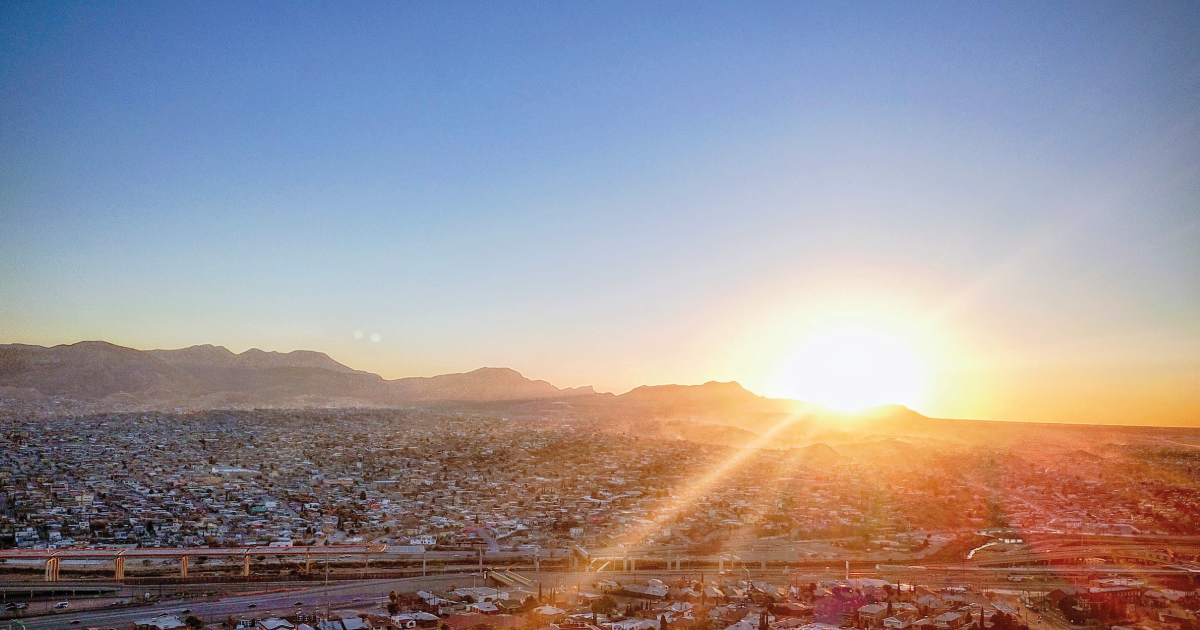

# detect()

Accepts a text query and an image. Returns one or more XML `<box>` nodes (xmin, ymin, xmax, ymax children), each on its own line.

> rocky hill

<box><xmin>0</xmin><ymin>340</ymin><xmax>936</xmax><ymax>450</ymax></box>
<box><xmin>0</xmin><ymin>341</ymin><xmax>592</xmax><ymax>409</ymax></box>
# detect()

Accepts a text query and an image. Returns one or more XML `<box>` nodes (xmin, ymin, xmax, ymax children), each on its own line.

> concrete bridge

<box><xmin>0</xmin><ymin>544</ymin><xmax>386</xmax><ymax>581</ymax></box>
<box><xmin>8</xmin><ymin>535</ymin><xmax>1197</xmax><ymax>584</ymax></box>
<box><xmin>0</xmin><ymin>543</ymin><xmax>779</xmax><ymax>583</ymax></box>
<box><xmin>0</xmin><ymin>544</ymin><xmax>580</xmax><ymax>582</ymax></box>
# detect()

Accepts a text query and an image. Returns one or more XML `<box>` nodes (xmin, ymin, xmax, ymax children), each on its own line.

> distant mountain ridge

<box><xmin>618</xmin><ymin>380</ymin><xmax>768</xmax><ymax>410</ymax></box>
<box><xmin>390</xmin><ymin>367</ymin><xmax>596</xmax><ymax>401</ymax></box>
<box><xmin>147</xmin><ymin>344</ymin><xmax>362</xmax><ymax>373</ymax></box>
<box><xmin>0</xmin><ymin>340</ymin><xmax>932</xmax><ymax>448</ymax></box>
<box><xmin>6</xmin><ymin>341</ymin><xmax>1198</xmax><ymax>452</ymax></box>
<box><xmin>0</xmin><ymin>341</ymin><xmax>592</xmax><ymax>408</ymax></box>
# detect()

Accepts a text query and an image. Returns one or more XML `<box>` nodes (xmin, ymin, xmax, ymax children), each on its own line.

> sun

<box><xmin>772</xmin><ymin>325</ymin><xmax>927</xmax><ymax>411</ymax></box>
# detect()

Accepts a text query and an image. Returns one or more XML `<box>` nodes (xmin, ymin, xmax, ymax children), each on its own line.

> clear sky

<box><xmin>2</xmin><ymin>2</ymin><xmax>1198</xmax><ymax>425</ymax></box>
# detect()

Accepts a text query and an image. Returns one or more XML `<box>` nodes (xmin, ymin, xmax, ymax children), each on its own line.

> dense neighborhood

<box><xmin>2</xmin><ymin>409</ymin><xmax>1199</xmax><ymax>554</ymax></box>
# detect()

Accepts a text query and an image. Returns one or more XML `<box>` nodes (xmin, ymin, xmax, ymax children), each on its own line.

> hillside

<box><xmin>5</xmin><ymin>340</ymin><xmax>1175</xmax><ymax>457</ymax></box>
<box><xmin>0</xmin><ymin>341</ymin><xmax>592</xmax><ymax>408</ymax></box>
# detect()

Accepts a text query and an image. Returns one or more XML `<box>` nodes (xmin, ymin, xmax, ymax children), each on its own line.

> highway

<box><xmin>12</xmin><ymin>561</ymin><xmax>1192</xmax><ymax>630</ymax></box>
<box><xmin>8</xmin><ymin>532</ymin><xmax>1199</xmax><ymax>582</ymax></box>
<box><xmin>11</xmin><ymin>574</ymin><xmax>482</xmax><ymax>630</ymax></box>
<box><xmin>6</xmin><ymin>530</ymin><xmax>1199</xmax><ymax>630</ymax></box>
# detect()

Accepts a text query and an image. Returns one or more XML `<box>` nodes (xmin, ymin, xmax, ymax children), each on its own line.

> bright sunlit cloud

<box><xmin>771</xmin><ymin>325</ymin><xmax>927</xmax><ymax>411</ymax></box>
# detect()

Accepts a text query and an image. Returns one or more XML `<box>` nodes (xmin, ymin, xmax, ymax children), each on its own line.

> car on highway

<box><xmin>352</xmin><ymin>597</ymin><xmax>362</xmax><ymax>602</ymax></box>
<box><xmin>71</xmin><ymin>621</ymin><xmax>82</xmax><ymax>625</ymax></box>
<box><xmin>55</xmin><ymin>601</ymin><xmax>70</xmax><ymax>609</ymax></box>
<box><xmin>180</xmin><ymin>609</ymin><xmax>191</xmax><ymax>614</ymax></box>
<box><xmin>247</xmin><ymin>603</ymin><xmax>257</xmax><ymax>609</ymax></box>
<box><xmin>295</xmin><ymin>602</ymin><xmax>304</xmax><ymax>606</ymax></box>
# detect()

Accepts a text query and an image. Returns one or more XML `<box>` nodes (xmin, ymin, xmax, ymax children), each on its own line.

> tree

<box><xmin>1055</xmin><ymin>598</ymin><xmax>1088</xmax><ymax>625</ymax></box>
<box><xmin>185</xmin><ymin>616</ymin><xmax>204</xmax><ymax>630</ymax></box>
<box><xmin>994</xmin><ymin>612</ymin><xmax>1027</xmax><ymax>630</ymax></box>
<box><xmin>592</xmin><ymin>595</ymin><xmax>618</xmax><ymax>615</ymax></box>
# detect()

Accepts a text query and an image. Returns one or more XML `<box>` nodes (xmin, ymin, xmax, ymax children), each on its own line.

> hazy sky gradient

<box><xmin>2</xmin><ymin>2</ymin><xmax>1199</xmax><ymax>425</ymax></box>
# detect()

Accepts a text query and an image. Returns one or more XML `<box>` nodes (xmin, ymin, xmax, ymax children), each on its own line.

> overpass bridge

<box><xmin>0</xmin><ymin>542</ymin><xmax>774</xmax><ymax>583</ymax></box>
<box><xmin>0</xmin><ymin>545</ymin><xmax>576</xmax><ymax>582</ymax></box>
<box><xmin>0</xmin><ymin>544</ymin><xmax>387</xmax><ymax>581</ymax></box>
<box><xmin>6</xmin><ymin>536</ymin><xmax>1197</xmax><ymax>584</ymax></box>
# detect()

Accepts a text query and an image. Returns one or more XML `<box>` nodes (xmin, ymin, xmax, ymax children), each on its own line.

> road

<box><xmin>13</xmin><ymin>574</ymin><xmax>482</xmax><ymax>630</ymax></box>
<box><xmin>11</xmin><ymin>532</ymin><xmax>1200</xmax><ymax>582</ymax></box>
<box><xmin>10</xmin><ymin>553</ymin><xmax>1195</xmax><ymax>630</ymax></box>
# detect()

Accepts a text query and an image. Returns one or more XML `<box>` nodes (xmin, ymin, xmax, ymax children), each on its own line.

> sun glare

<box><xmin>773</xmin><ymin>325</ymin><xmax>927</xmax><ymax>411</ymax></box>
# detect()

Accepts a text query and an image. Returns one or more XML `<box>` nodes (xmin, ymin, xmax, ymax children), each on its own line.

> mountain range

<box><xmin>0</xmin><ymin>340</ymin><xmax>958</xmax><ymax>442</ymax></box>
<box><xmin>0</xmin><ymin>341</ymin><xmax>595</xmax><ymax>408</ymax></box>
<box><xmin>0</xmin><ymin>341</ymin><xmax>879</xmax><ymax>424</ymax></box>
<box><xmin>4</xmin><ymin>341</ymin><xmax>1196</xmax><ymax>451</ymax></box>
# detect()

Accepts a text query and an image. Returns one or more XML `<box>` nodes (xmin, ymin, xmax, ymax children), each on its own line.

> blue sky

<box><xmin>2</xmin><ymin>2</ymin><xmax>1198</xmax><ymax>424</ymax></box>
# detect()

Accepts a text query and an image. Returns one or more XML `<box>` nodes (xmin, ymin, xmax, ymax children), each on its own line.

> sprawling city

<box><xmin>3</xmin><ymin>3</ymin><xmax>1199</xmax><ymax>630</ymax></box>
<box><xmin>1</xmin><ymin>400</ymin><xmax>1198</xmax><ymax>630</ymax></box>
